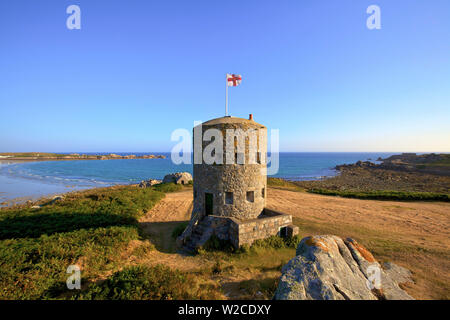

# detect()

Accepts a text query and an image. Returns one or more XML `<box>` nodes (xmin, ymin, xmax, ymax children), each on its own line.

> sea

<box><xmin>0</xmin><ymin>152</ymin><xmax>396</xmax><ymax>204</ymax></box>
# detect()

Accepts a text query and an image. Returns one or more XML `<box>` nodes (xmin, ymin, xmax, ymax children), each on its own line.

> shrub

<box><xmin>308</xmin><ymin>188</ymin><xmax>449</xmax><ymax>202</ymax></box>
<box><xmin>0</xmin><ymin>186</ymin><xmax>164</xmax><ymax>240</ymax></box>
<box><xmin>171</xmin><ymin>221</ymin><xmax>189</xmax><ymax>239</ymax></box>
<box><xmin>152</xmin><ymin>183</ymin><xmax>183</xmax><ymax>193</ymax></box>
<box><xmin>0</xmin><ymin>226</ymin><xmax>139</xmax><ymax>299</ymax></box>
<box><xmin>0</xmin><ymin>185</ymin><xmax>171</xmax><ymax>299</ymax></box>
<box><xmin>200</xmin><ymin>235</ymin><xmax>235</xmax><ymax>253</ymax></box>
<box><xmin>74</xmin><ymin>265</ymin><xmax>217</xmax><ymax>300</ymax></box>
<box><xmin>247</xmin><ymin>235</ymin><xmax>302</xmax><ymax>251</ymax></box>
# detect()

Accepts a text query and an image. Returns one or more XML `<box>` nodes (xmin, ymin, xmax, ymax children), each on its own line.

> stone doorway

<box><xmin>205</xmin><ymin>193</ymin><xmax>213</xmax><ymax>215</ymax></box>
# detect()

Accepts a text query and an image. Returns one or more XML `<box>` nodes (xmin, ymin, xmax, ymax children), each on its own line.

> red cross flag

<box><xmin>227</xmin><ymin>74</ymin><xmax>242</xmax><ymax>87</ymax></box>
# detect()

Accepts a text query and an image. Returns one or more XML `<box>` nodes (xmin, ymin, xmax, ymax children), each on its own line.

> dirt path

<box><xmin>140</xmin><ymin>190</ymin><xmax>193</xmax><ymax>223</ymax></box>
<box><xmin>136</xmin><ymin>190</ymin><xmax>204</xmax><ymax>271</ymax></box>
<box><xmin>139</xmin><ymin>190</ymin><xmax>193</xmax><ymax>252</ymax></box>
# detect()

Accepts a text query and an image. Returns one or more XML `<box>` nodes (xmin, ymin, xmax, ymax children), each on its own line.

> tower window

<box><xmin>261</xmin><ymin>188</ymin><xmax>265</xmax><ymax>198</ymax></box>
<box><xmin>246</xmin><ymin>191</ymin><xmax>254</xmax><ymax>203</ymax></box>
<box><xmin>225</xmin><ymin>192</ymin><xmax>233</xmax><ymax>204</ymax></box>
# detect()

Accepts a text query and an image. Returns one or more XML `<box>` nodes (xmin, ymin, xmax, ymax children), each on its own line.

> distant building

<box><xmin>178</xmin><ymin>114</ymin><xmax>298</xmax><ymax>251</ymax></box>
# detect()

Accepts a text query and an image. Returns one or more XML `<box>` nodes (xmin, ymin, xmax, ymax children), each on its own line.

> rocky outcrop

<box><xmin>335</xmin><ymin>161</ymin><xmax>377</xmax><ymax>171</ymax></box>
<box><xmin>163</xmin><ymin>172</ymin><xmax>192</xmax><ymax>185</ymax></box>
<box><xmin>274</xmin><ymin>235</ymin><xmax>414</xmax><ymax>300</ymax></box>
<box><xmin>138</xmin><ymin>179</ymin><xmax>162</xmax><ymax>188</ymax></box>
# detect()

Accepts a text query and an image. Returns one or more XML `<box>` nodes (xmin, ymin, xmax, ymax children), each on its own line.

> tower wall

<box><xmin>193</xmin><ymin>117</ymin><xmax>267</xmax><ymax>221</ymax></box>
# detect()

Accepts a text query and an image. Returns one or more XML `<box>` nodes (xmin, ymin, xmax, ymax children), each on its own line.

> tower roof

<box><xmin>201</xmin><ymin>116</ymin><xmax>266</xmax><ymax>128</ymax></box>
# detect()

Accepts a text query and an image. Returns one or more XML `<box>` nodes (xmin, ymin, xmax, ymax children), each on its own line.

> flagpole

<box><xmin>225</xmin><ymin>74</ymin><xmax>228</xmax><ymax>116</ymax></box>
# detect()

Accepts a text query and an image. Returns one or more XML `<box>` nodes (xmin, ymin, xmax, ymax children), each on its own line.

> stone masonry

<box><xmin>177</xmin><ymin>115</ymin><xmax>298</xmax><ymax>250</ymax></box>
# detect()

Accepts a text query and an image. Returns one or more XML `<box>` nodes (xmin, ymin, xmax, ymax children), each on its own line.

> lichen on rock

<box><xmin>274</xmin><ymin>235</ymin><xmax>414</xmax><ymax>300</ymax></box>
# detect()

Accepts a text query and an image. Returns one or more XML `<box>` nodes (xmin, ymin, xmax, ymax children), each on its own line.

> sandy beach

<box><xmin>0</xmin><ymin>160</ymin><xmax>90</xmax><ymax>206</ymax></box>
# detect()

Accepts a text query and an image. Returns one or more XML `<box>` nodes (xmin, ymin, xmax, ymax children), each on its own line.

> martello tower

<box><xmin>192</xmin><ymin>114</ymin><xmax>267</xmax><ymax>220</ymax></box>
<box><xmin>178</xmin><ymin>114</ymin><xmax>296</xmax><ymax>251</ymax></box>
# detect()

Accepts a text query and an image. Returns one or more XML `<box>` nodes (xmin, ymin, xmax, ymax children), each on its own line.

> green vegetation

<box><xmin>198</xmin><ymin>234</ymin><xmax>302</xmax><ymax>255</ymax></box>
<box><xmin>0</xmin><ymin>184</ymin><xmax>185</xmax><ymax>300</ymax></box>
<box><xmin>195</xmin><ymin>236</ymin><xmax>298</xmax><ymax>299</ymax></box>
<box><xmin>0</xmin><ymin>152</ymin><xmax>67</xmax><ymax>158</ymax></box>
<box><xmin>267</xmin><ymin>178</ymin><xmax>305</xmax><ymax>191</ymax></box>
<box><xmin>0</xmin><ymin>226</ymin><xmax>139</xmax><ymax>299</ymax></box>
<box><xmin>251</xmin><ymin>235</ymin><xmax>302</xmax><ymax>250</ymax></box>
<box><xmin>171</xmin><ymin>221</ymin><xmax>189</xmax><ymax>239</ymax></box>
<box><xmin>308</xmin><ymin>188</ymin><xmax>450</xmax><ymax>202</ymax></box>
<box><xmin>152</xmin><ymin>182</ymin><xmax>184</xmax><ymax>193</ymax></box>
<box><xmin>419</xmin><ymin>154</ymin><xmax>450</xmax><ymax>167</ymax></box>
<box><xmin>74</xmin><ymin>265</ymin><xmax>220</xmax><ymax>300</ymax></box>
<box><xmin>0</xmin><ymin>186</ymin><xmax>164</xmax><ymax>239</ymax></box>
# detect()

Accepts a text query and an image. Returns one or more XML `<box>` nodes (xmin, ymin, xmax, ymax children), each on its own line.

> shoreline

<box><xmin>0</xmin><ymin>154</ymin><xmax>166</xmax><ymax>162</ymax></box>
<box><xmin>2</xmin><ymin>152</ymin><xmax>448</xmax><ymax>207</ymax></box>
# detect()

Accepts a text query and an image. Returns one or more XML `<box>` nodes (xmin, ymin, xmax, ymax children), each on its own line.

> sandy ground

<box><xmin>266</xmin><ymin>189</ymin><xmax>450</xmax><ymax>251</ymax></box>
<box><xmin>137</xmin><ymin>188</ymin><xmax>450</xmax><ymax>299</ymax></box>
<box><xmin>137</xmin><ymin>190</ymin><xmax>201</xmax><ymax>271</ymax></box>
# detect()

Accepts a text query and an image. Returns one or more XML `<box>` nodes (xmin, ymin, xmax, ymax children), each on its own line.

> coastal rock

<box><xmin>383</xmin><ymin>262</ymin><xmax>414</xmax><ymax>285</ymax></box>
<box><xmin>335</xmin><ymin>161</ymin><xmax>376</xmax><ymax>171</ymax></box>
<box><xmin>273</xmin><ymin>235</ymin><xmax>414</xmax><ymax>300</ymax></box>
<box><xmin>163</xmin><ymin>172</ymin><xmax>192</xmax><ymax>185</ymax></box>
<box><xmin>139</xmin><ymin>179</ymin><xmax>162</xmax><ymax>188</ymax></box>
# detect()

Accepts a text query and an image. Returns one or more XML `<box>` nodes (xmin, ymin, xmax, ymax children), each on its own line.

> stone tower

<box><xmin>178</xmin><ymin>114</ymin><xmax>298</xmax><ymax>251</ymax></box>
<box><xmin>192</xmin><ymin>115</ymin><xmax>267</xmax><ymax>221</ymax></box>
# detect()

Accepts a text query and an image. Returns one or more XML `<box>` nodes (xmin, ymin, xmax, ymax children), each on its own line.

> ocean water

<box><xmin>0</xmin><ymin>152</ymin><xmax>395</xmax><ymax>203</ymax></box>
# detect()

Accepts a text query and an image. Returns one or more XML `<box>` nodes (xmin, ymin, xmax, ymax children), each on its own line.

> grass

<box><xmin>194</xmin><ymin>239</ymin><xmax>297</xmax><ymax>299</ymax></box>
<box><xmin>267</xmin><ymin>178</ymin><xmax>305</xmax><ymax>192</ymax></box>
<box><xmin>0</xmin><ymin>185</ymin><xmax>165</xmax><ymax>240</ymax></box>
<box><xmin>308</xmin><ymin>188</ymin><xmax>449</xmax><ymax>202</ymax></box>
<box><xmin>2</xmin><ymin>180</ymin><xmax>447</xmax><ymax>300</ymax></box>
<box><xmin>74</xmin><ymin>264</ymin><xmax>221</xmax><ymax>300</ymax></box>
<box><xmin>0</xmin><ymin>183</ymin><xmax>196</xmax><ymax>300</ymax></box>
<box><xmin>0</xmin><ymin>226</ymin><xmax>139</xmax><ymax>299</ymax></box>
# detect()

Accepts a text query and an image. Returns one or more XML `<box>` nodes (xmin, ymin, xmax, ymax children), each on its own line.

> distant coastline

<box><xmin>1</xmin><ymin>152</ymin><xmax>448</xmax><ymax>207</ymax></box>
<box><xmin>0</xmin><ymin>152</ymin><xmax>166</xmax><ymax>161</ymax></box>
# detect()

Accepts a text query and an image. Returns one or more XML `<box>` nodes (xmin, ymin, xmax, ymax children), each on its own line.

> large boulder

<box><xmin>273</xmin><ymin>235</ymin><xmax>414</xmax><ymax>300</ymax></box>
<box><xmin>163</xmin><ymin>172</ymin><xmax>192</xmax><ymax>185</ymax></box>
<box><xmin>139</xmin><ymin>179</ymin><xmax>162</xmax><ymax>188</ymax></box>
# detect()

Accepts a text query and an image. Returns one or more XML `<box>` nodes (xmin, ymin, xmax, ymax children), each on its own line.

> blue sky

<box><xmin>0</xmin><ymin>0</ymin><xmax>449</xmax><ymax>152</ymax></box>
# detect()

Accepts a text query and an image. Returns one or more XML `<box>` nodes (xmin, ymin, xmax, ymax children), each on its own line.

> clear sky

<box><xmin>0</xmin><ymin>0</ymin><xmax>449</xmax><ymax>152</ymax></box>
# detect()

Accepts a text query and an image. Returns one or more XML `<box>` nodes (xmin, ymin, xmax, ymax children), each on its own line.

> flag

<box><xmin>227</xmin><ymin>74</ymin><xmax>242</xmax><ymax>87</ymax></box>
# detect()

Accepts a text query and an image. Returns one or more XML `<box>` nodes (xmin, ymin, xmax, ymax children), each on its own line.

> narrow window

<box><xmin>225</xmin><ymin>192</ymin><xmax>233</xmax><ymax>204</ymax></box>
<box><xmin>261</xmin><ymin>188</ymin><xmax>265</xmax><ymax>198</ymax></box>
<box><xmin>246</xmin><ymin>191</ymin><xmax>254</xmax><ymax>203</ymax></box>
<box><xmin>257</xmin><ymin>152</ymin><xmax>261</xmax><ymax>164</ymax></box>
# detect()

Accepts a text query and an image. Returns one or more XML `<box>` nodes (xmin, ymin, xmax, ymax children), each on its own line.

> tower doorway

<box><xmin>205</xmin><ymin>193</ymin><xmax>213</xmax><ymax>215</ymax></box>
